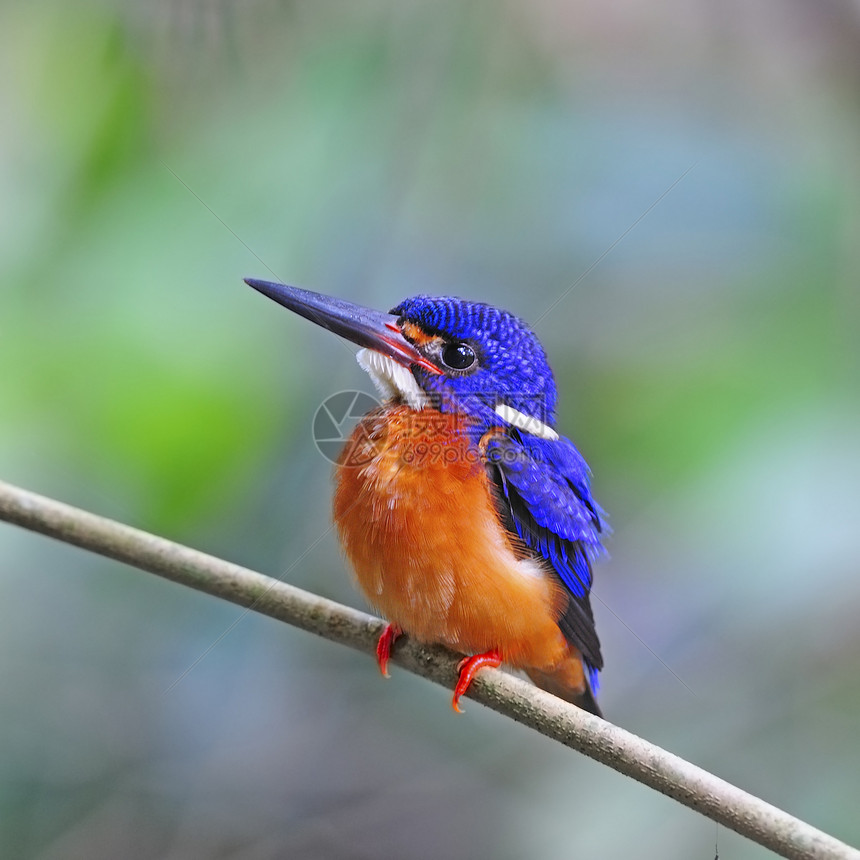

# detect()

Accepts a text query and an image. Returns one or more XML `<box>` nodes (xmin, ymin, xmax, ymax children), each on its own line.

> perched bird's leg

<box><xmin>376</xmin><ymin>623</ymin><xmax>403</xmax><ymax>678</ymax></box>
<box><xmin>452</xmin><ymin>649</ymin><xmax>502</xmax><ymax>713</ymax></box>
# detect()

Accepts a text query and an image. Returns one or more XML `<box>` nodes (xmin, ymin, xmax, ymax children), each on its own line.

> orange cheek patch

<box><xmin>400</xmin><ymin>321</ymin><xmax>443</xmax><ymax>349</ymax></box>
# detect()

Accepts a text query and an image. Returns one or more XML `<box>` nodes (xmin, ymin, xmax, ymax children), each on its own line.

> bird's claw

<box><xmin>452</xmin><ymin>649</ymin><xmax>502</xmax><ymax>713</ymax></box>
<box><xmin>375</xmin><ymin>623</ymin><xmax>403</xmax><ymax>678</ymax></box>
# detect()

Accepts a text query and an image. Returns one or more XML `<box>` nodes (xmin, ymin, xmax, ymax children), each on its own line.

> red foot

<box><xmin>375</xmin><ymin>623</ymin><xmax>403</xmax><ymax>678</ymax></box>
<box><xmin>452</xmin><ymin>649</ymin><xmax>502</xmax><ymax>713</ymax></box>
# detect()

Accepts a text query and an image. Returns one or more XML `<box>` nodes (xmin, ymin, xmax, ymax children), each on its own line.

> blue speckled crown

<box><xmin>391</xmin><ymin>295</ymin><xmax>558</xmax><ymax>424</ymax></box>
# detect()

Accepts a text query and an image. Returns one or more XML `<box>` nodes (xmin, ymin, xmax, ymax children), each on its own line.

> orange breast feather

<box><xmin>333</xmin><ymin>405</ymin><xmax>571</xmax><ymax>672</ymax></box>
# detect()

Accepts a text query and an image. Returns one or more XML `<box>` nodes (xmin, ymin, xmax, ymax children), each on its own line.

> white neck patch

<box><xmin>356</xmin><ymin>348</ymin><xmax>428</xmax><ymax>410</ymax></box>
<box><xmin>494</xmin><ymin>403</ymin><xmax>558</xmax><ymax>441</ymax></box>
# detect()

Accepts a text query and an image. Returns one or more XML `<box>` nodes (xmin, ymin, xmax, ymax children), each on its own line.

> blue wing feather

<box><xmin>485</xmin><ymin>431</ymin><xmax>606</xmax><ymax>682</ymax></box>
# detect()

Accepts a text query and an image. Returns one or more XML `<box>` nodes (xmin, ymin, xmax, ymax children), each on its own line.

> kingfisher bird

<box><xmin>246</xmin><ymin>278</ymin><xmax>607</xmax><ymax>716</ymax></box>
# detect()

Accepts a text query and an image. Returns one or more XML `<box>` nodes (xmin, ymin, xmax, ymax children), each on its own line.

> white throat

<box><xmin>356</xmin><ymin>349</ymin><xmax>429</xmax><ymax>410</ymax></box>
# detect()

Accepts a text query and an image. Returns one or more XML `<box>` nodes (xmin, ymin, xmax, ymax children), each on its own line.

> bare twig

<box><xmin>0</xmin><ymin>478</ymin><xmax>856</xmax><ymax>860</ymax></box>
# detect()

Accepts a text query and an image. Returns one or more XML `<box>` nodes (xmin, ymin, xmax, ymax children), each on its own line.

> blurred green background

<box><xmin>2</xmin><ymin>1</ymin><xmax>859</xmax><ymax>858</ymax></box>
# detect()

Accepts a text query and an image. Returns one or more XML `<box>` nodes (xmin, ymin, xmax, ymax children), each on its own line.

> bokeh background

<box><xmin>2</xmin><ymin>1</ymin><xmax>859</xmax><ymax>858</ymax></box>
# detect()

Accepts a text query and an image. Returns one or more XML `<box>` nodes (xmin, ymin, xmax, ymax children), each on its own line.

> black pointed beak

<box><xmin>244</xmin><ymin>278</ymin><xmax>440</xmax><ymax>374</ymax></box>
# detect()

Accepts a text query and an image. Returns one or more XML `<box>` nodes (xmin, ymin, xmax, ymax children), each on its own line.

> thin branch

<box><xmin>0</xmin><ymin>478</ymin><xmax>856</xmax><ymax>860</ymax></box>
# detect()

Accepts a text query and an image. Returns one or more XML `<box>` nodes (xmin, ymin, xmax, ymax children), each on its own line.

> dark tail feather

<box><xmin>573</xmin><ymin>683</ymin><xmax>603</xmax><ymax>718</ymax></box>
<box><xmin>525</xmin><ymin>653</ymin><xmax>603</xmax><ymax>718</ymax></box>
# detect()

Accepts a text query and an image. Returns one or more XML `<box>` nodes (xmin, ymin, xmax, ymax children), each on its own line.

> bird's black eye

<box><xmin>440</xmin><ymin>342</ymin><xmax>476</xmax><ymax>371</ymax></box>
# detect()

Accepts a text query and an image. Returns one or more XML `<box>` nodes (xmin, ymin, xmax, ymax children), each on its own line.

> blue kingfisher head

<box><xmin>245</xmin><ymin>279</ymin><xmax>559</xmax><ymax>441</ymax></box>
